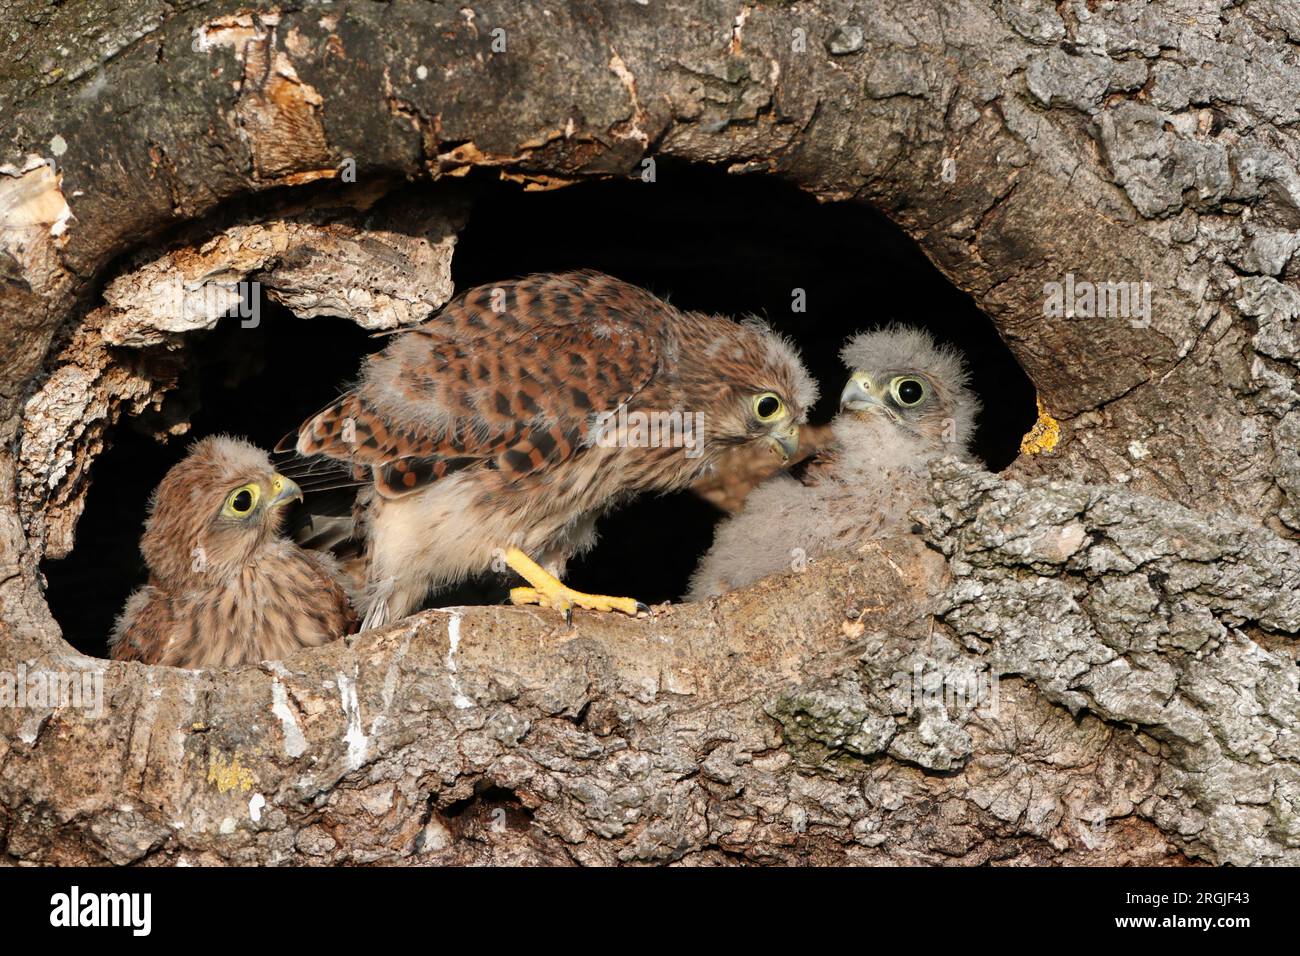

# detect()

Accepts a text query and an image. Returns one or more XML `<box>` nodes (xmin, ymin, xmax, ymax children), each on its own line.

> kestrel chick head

<box><xmin>838</xmin><ymin>325</ymin><xmax>979</xmax><ymax>455</ymax></box>
<box><xmin>690</xmin><ymin>318</ymin><xmax>818</xmax><ymax>463</ymax></box>
<box><xmin>141</xmin><ymin>435</ymin><xmax>304</xmax><ymax>583</ymax></box>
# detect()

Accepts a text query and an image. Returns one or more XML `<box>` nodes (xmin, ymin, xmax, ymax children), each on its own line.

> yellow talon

<box><xmin>503</xmin><ymin>548</ymin><xmax>644</xmax><ymax>617</ymax></box>
<box><xmin>510</xmin><ymin>586</ymin><xmax>548</xmax><ymax>607</ymax></box>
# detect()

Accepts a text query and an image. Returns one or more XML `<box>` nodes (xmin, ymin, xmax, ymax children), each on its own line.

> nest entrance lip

<box><xmin>32</xmin><ymin>166</ymin><xmax>1038</xmax><ymax>660</ymax></box>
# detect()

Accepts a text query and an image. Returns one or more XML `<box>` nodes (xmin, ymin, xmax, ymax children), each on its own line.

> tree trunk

<box><xmin>1</xmin><ymin>0</ymin><xmax>1298</xmax><ymax>865</ymax></box>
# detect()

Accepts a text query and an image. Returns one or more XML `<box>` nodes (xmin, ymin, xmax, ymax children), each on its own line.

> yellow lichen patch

<box><xmin>207</xmin><ymin>751</ymin><xmax>256</xmax><ymax>794</ymax></box>
<box><xmin>1020</xmin><ymin>398</ymin><xmax>1060</xmax><ymax>455</ymax></box>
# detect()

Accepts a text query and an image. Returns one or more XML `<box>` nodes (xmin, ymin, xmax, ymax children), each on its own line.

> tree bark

<box><xmin>1</xmin><ymin>0</ymin><xmax>1298</xmax><ymax>865</ymax></box>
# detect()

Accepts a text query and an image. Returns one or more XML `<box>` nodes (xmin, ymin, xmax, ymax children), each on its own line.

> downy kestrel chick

<box><xmin>687</xmin><ymin>325</ymin><xmax>979</xmax><ymax>600</ymax></box>
<box><xmin>110</xmin><ymin>436</ymin><xmax>356</xmax><ymax>667</ymax></box>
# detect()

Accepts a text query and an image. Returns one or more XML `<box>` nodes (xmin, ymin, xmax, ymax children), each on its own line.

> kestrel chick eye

<box><xmin>890</xmin><ymin>376</ymin><xmax>927</xmax><ymax>407</ymax></box>
<box><xmin>223</xmin><ymin>482</ymin><xmax>261</xmax><ymax>518</ymax></box>
<box><xmin>753</xmin><ymin>392</ymin><xmax>785</xmax><ymax>420</ymax></box>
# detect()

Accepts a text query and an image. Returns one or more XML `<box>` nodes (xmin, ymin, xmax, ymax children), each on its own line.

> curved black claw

<box><xmin>563</xmin><ymin>606</ymin><xmax>574</xmax><ymax>627</ymax></box>
<box><xmin>635</xmin><ymin>602</ymin><xmax>651</xmax><ymax>616</ymax></box>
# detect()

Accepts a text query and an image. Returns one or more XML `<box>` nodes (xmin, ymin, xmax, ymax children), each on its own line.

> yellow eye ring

<box><xmin>889</xmin><ymin>376</ymin><xmax>927</xmax><ymax>408</ymax></box>
<box><xmin>753</xmin><ymin>392</ymin><xmax>785</xmax><ymax>421</ymax></box>
<box><xmin>223</xmin><ymin>483</ymin><xmax>261</xmax><ymax>517</ymax></box>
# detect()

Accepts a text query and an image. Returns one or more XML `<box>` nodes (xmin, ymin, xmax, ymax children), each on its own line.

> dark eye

<box><xmin>891</xmin><ymin>377</ymin><xmax>926</xmax><ymax>407</ymax></box>
<box><xmin>231</xmin><ymin>490</ymin><xmax>254</xmax><ymax>513</ymax></box>
<box><xmin>754</xmin><ymin>393</ymin><xmax>784</xmax><ymax>420</ymax></box>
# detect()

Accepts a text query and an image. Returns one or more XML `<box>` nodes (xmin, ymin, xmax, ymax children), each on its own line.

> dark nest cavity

<box><xmin>42</xmin><ymin>163</ymin><xmax>1037</xmax><ymax>657</ymax></box>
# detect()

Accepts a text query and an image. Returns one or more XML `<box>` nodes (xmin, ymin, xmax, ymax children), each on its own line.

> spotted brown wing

<box><xmin>291</xmin><ymin>316</ymin><xmax>662</xmax><ymax>499</ymax></box>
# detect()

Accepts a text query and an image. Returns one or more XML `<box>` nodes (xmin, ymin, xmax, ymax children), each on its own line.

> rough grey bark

<box><xmin>1</xmin><ymin>0</ymin><xmax>1298</xmax><ymax>864</ymax></box>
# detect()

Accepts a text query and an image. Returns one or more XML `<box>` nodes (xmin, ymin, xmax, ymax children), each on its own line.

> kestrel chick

<box><xmin>110</xmin><ymin>436</ymin><xmax>356</xmax><ymax>668</ymax></box>
<box><xmin>687</xmin><ymin>325</ymin><xmax>979</xmax><ymax>600</ymax></box>
<box><xmin>282</xmin><ymin>270</ymin><xmax>817</xmax><ymax>629</ymax></box>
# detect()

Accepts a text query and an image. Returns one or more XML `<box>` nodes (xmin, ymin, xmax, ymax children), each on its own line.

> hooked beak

<box><xmin>268</xmin><ymin>473</ymin><xmax>303</xmax><ymax>508</ymax></box>
<box><xmin>768</xmin><ymin>421</ymin><xmax>800</xmax><ymax>463</ymax></box>
<box><xmin>840</xmin><ymin>373</ymin><xmax>883</xmax><ymax>413</ymax></box>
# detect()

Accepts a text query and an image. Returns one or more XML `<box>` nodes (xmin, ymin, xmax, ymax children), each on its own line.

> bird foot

<box><xmin>503</xmin><ymin>547</ymin><xmax>646</xmax><ymax>620</ymax></box>
<box><xmin>509</xmin><ymin>586</ymin><xmax>646</xmax><ymax>618</ymax></box>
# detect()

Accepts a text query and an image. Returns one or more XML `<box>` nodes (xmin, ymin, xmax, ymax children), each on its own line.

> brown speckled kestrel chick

<box><xmin>687</xmin><ymin>325</ymin><xmax>980</xmax><ymax>600</ymax></box>
<box><xmin>280</xmin><ymin>270</ymin><xmax>817</xmax><ymax>629</ymax></box>
<box><xmin>110</xmin><ymin>436</ymin><xmax>356</xmax><ymax>668</ymax></box>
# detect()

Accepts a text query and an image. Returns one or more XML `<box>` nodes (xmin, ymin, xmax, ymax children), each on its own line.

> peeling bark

<box><xmin>16</xmin><ymin>192</ymin><xmax>465</xmax><ymax>560</ymax></box>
